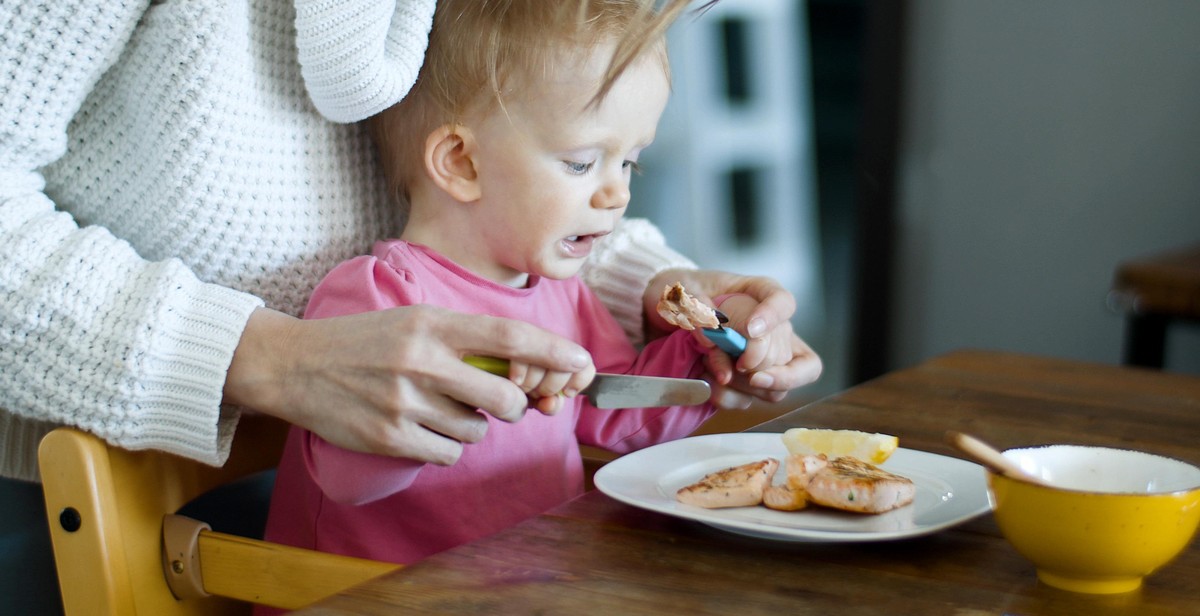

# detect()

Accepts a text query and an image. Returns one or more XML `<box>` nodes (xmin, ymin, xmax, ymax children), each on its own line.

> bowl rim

<box><xmin>996</xmin><ymin>444</ymin><xmax>1200</xmax><ymax>496</ymax></box>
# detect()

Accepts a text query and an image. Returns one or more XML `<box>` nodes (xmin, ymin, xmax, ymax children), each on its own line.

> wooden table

<box><xmin>294</xmin><ymin>350</ymin><xmax>1200</xmax><ymax>615</ymax></box>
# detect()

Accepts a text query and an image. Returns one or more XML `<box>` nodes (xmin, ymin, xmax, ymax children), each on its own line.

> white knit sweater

<box><xmin>0</xmin><ymin>0</ymin><xmax>693</xmax><ymax>482</ymax></box>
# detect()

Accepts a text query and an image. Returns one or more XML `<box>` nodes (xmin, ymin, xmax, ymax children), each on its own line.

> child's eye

<box><xmin>623</xmin><ymin>160</ymin><xmax>643</xmax><ymax>175</ymax></box>
<box><xmin>564</xmin><ymin>161</ymin><xmax>594</xmax><ymax>175</ymax></box>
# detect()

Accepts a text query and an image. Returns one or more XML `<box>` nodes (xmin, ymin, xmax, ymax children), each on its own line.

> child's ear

<box><xmin>424</xmin><ymin>124</ymin><xmax>481</xmax><ymax>202</ymax></box>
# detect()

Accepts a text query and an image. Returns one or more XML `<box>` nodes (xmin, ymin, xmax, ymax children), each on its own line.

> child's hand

<box><xmin>505</xmin><ymin>359</ymin><xmax>596</xmax><ymax>415</ymax></box>
<box><xmin>702</xmin><ymin>293</ymin><xmax>820</xmax><ymax>408</ymax></box>
<box><xmin>643</xmin><ymin>269</ymin><xmax>821</xmax><ymax>408</ymax></box>
<box><xmin>714</xmin><ymin>294</ymin><xmax>793</xmax><ymax>371</ymax></box>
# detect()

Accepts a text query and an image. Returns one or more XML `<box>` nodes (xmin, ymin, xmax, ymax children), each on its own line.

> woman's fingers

<box><xmin>370</xmin><ymin>398</ymin><xmax>487</xmax><ymax>465</ymax></box>
<box><xmin>753</xmin><ymin>335</ymin><xmax>823</xmax><ymax>391</ymax></box>
<box><xmin>727</xmin><ymin>276</ymin><xmax>796</xmax><ymax>338</ymax></box>
<box><xmin>452</xmin><ymin>311</ymin><xmax>592</xmax><ymax>373</ymax></box>
<box><xmin>233</xmin><ymin>305</ymin><xmax>593</xmax><ymax>465</ymax></box>
<box><xmin>405</xmin><ymin>308</ymin><xmax>591</xmax><ymax>420</ymax></box>
<box><xmin>704</xmin><ymin>376</ymin><xmax>755</xmax><ymax>410</ymax></box>
<box><xmin>701</xmin><ymin>332</ymin><xmax>821</xmax><ymax>408</ymax></box>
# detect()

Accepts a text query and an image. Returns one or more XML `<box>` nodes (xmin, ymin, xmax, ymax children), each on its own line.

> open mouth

<box><xmin>561</xmin><ymin>231</ymin><xmax>610</xmax><ymax>258</ymax></box>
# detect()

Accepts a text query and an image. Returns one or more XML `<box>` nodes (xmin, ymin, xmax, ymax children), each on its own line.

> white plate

<box><xmin>593</xmin><ymin>432</ymin><xmax>991</xmax><ymax>542</ymax></box>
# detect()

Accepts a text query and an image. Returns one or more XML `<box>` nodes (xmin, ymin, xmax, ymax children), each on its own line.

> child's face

<box><xmin>463</xmin><ymin>44</ymin><xmax>670</xmax><ymax>284</ymax></box>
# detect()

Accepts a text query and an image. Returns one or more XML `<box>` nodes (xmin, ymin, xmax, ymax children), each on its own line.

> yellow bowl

<box><xmin>988</xmin><ymin>445</ymin><xmax>1200</xmax><ymax>594</ymax></box>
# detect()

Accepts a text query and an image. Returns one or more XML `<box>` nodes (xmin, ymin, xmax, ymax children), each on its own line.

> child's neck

<box><xmin>401</xmin><ymin>195</ymin><xmax>531</xmax><ymax>288</ymax></box>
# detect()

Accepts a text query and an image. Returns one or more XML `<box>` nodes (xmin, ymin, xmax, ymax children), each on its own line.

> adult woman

<box><xmin>0</xmin><ymin>1</ymin><xmax>819</xmax><ymax>612</ymax></box>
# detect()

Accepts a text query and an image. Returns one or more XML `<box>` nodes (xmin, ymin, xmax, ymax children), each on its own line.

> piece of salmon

<box><xmin>805</xmin><ymin>456</ymin><xmax>915</xmax><ymax>514</ymax></box>
<box><xmin>762</xmin><ymin>454</ymin><xmax>828</xmax><ymax>511</ymax></box>
<box><xmin>657</xmin><ymin>282</ymin><xmax>721</xmax><ymax>330</ymax></box>
<box><xmin>784</xmin><ymin>453</ymin><xmax>829</xmax><ymax>489</ymax></box>
<box><xmin>762</xmin><ymin>483</ymin><xmax>809</xmax><ymax>511</ymax></box>
<box><xmin>676</xmin><ymin>458</ymin><xmax>779</xmax><ymax>508</ymax></box>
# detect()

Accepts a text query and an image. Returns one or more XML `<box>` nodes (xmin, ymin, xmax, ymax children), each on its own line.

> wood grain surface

<box><xmin>294</xmin><ymin>350</ymin><xmax>1200</xmax><ymax>615</ymax></box>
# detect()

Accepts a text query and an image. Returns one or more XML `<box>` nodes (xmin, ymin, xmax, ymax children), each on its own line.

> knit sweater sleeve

<box><xmin>0</xmin><ymin>1</ymin><xmax>263</xmax><ymax>480</ymax></box>
<box><xmin>294</xmin><ymin>0</ymin><xmax>437</xmax><ymax>123</ymax></box>
<box><xmin>579</xmin><ymin>218</ymin><xmax>697</xmax><ymax>347</ymax></box>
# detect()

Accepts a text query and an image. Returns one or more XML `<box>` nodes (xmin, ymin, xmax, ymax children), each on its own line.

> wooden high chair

<box><xmin>38</xmin><ymin>415</ymin><xmax>399</xmax><ymax>615</ymax></box>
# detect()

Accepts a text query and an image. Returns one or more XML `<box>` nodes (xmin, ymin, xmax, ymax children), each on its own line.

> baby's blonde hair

<box><xmin>368</xmin><ymin>0</ymin><xmax>699</xmax><ymax>209</ymax></box>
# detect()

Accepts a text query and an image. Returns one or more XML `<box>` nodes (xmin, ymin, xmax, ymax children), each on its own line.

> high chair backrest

<box><xmin>38</xmin><ymin>415</ymin><xmax>399</xmax><ymax>615</ymax></box>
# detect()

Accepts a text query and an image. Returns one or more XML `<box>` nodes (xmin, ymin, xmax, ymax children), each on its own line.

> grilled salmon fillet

<box><xmin>676</xmin><ymin>458</ymin><xmax>779</xmax><ymax>508</ymax></box>
<box><xmin>657</xmin><ymin>283</ymin><xmax>721</xmax><ymax>330</ymax></box>
<box><xmin>805</xmin><ymin>456</ymin><xmax>916</xmax><ymax>514</ymax></box>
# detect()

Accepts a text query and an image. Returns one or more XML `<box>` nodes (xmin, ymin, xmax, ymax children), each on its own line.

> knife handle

<box><xmin>702</xmin><ymin>327</ymin><xmax>747</xmax><ymax>358</ymax></box>
<box><xmin>463</xmin><ymin>355</ymin><xmax>510</xmax><ymax>376</ymax></box>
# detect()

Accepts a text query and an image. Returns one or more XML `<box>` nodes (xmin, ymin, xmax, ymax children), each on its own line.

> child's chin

<box><xmin>536</xmin><ymin>261</ymin><xmax>585</xmax><ymax>280</ymax></box>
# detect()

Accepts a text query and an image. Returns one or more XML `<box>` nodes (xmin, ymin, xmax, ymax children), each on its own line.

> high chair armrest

<box><xmin>162</xmin><ymin>514</ymin><xmax>401</xmax><ymax>611</ymax></box>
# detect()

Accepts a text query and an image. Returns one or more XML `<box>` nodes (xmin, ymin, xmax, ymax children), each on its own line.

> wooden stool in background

<box><xmin>1109</xmin><ymin>243</ymin><xmax>1200</xmax><ymax>368</ymax></box>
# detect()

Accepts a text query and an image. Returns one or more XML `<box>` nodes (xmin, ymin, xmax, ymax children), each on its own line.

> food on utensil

<box><xmin>805</xmin><ymin>456</ymin><xmax>916</xmax><ymax>514</ymax></box>
<box><xmin>782</xmin><ymin>428</ymin><xmax>899</xmax><ymax>465</ymax></box>
<box><xmin>656</xmin><ymin>283</ymin><xmax>720</xmax><ymax>330</ymax></box>
<box><xmin>676</xmin><ymin>458</ymin><xmax>779</xmax><ymax>509</ymax></box>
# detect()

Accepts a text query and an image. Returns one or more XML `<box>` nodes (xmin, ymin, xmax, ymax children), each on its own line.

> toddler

<box><xmin>264</xmin><ymin>0</ymin><xmax>798</xmax><ymax>570</ymax></box>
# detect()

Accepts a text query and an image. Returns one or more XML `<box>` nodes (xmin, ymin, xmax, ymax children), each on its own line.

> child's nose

<box><xmin>591</xmin><ymin>181</ymin><xmax>630</xmax><ymax>210</ymax></box>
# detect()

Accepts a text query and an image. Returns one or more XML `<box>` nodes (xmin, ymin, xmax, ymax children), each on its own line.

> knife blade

<box><xmin>463</xmin><ymin>355</ymin><xmax>711</xmax><ymax>409</ymax></box>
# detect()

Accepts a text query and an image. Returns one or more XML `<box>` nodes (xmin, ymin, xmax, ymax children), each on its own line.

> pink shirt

<box><xmin>263</xmin><ymin>241</ymin><xmax>715</xmax><ymax>564</ymax></box>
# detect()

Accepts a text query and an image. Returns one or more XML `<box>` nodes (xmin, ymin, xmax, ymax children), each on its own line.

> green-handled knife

<box><xmin>464</xmin><ymin>355</ymin><xmax>711</xmax><ymax>409</ymax></box>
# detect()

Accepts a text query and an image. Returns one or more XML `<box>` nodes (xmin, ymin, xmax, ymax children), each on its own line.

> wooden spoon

<box><xmin>946</xmin><ymin>431</ymin><xmax>1051</xmax><ymax>486</ymax></box>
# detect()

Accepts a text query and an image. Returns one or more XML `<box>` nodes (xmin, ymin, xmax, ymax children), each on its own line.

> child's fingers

<box><xmin>516</xmin><ymin>364</ymin><xmax>546</xmax><ymax>393</ymax></box>
<box><xmin>533</xmin><ymin>394</ymin><xmax>564</xmax><ymax>415</ymax></box>
<box><xmin>735</xmin><ymin>335</ymin><xmax>770</xmax><ymax>373</ymax></box>
<box><xmin>765</xmin><ymin>328</ymin><xmax>795</xmax><ymax>368</ymax></box>
<box><xmin>714</xmin><ymin>294</ymin><xmax>772</xmax><ymax>373</ymax></box>
<box><xmin>560</xmin><ymin>364</ymin><xmax>595</xmax><ymax>399</ymax></box>
<box><xmin>734</xmin><ymin>320</ymin><xmax>792</xmax><ymax>373</ymax></box>
<box><xmin>529</xmin><ymin>364</ymin><xmax>595</xmax><ymax>415</ymax></box>
<box><xmin>531</xmin><ymin>370</ymin><xmax>572</xmax><ymax>399</ymax></box>
<box><xmin>700</xmin><ymin>345</ymin><xmax>735</xmax><ymax>385</ymax></box>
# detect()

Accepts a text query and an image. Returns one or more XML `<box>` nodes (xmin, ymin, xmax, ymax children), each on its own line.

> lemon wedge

<box><xmin>781</xmin><ymin>428</ymin><xmax>899</xmax><ymax>464</ymax></box>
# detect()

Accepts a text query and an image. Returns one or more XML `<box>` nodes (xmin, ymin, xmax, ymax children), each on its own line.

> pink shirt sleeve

<box><xmin>570</xmin><ymin>284</ymin><xmax>717</xmax><ymax>454</ymax></box>
<box><xmin>300</xmin><ymin>255</ymin><xmax>427</xmax><ymax>505</ymax></box>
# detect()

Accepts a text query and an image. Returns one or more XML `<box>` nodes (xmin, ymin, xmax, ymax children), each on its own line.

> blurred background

<box><xmin>632</xmin><ymin>0</ymin><xmax>1200</xmax><ymax>411</ymax></box>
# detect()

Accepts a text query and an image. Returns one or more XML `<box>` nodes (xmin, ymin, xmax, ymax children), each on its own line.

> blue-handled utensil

<box><xmin>701</xmin><ymin>310</ymin><xmax>747</xmax><ymax>357</ymax></box>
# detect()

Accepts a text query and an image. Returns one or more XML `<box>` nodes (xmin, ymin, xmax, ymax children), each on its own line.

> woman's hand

<box><xmin>645</xmin><ymin>268</ymin><xmax>822</xmax><ymax>409</ymax></box>
<box><xmin>224</xmin><ymin>306</ymin><xmax>593</xmax><ymax>465</ymax></box>
<box><xmin>704</xmin><ymin>293</ymin><xmax>821</xmax><ymax>408</ymax></box>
